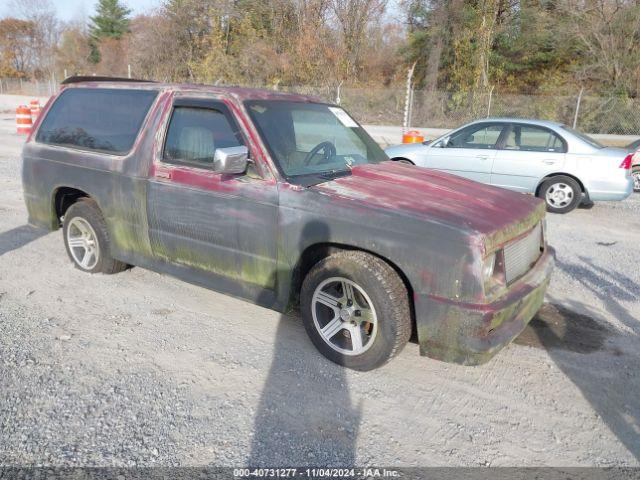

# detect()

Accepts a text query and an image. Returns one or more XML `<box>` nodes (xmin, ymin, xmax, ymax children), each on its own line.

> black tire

<box><xmin>62</xmin><ymin>198</ymin><xmax>127</xmax><ymax>274</ymax></box>
<box><xmin>632</xmin><ymin>166</ymin><xmax>640</xmax><ymax>193</ymax></box>
<box><xmin>537</xmin><ymin>175</ymin><xmax>582</xmax><ymax>214</ymax></box>
<box><xmin>300</xmin><ymin>250</ymin><xmax>411</xmax><ymax>371</ymax></box>
<box><xmin>393</xmin><ymin>158</ymin><xmax>414</xmax><ymax>165</ymax></box>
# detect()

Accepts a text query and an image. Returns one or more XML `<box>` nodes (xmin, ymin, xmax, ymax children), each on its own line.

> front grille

<box><xmin>503</xmin><ymin>223</ymin><xmax>543</xmax><ymax>284</ymax></box>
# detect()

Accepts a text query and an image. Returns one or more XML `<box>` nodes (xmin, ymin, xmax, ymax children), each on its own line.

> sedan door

<box><xmin>421</xmin><ymin>122</ymin><xmax>506</xmax><ymax>183</ymax></box>
<box><xmin>491</xmin><ymin>123</ymin><xmax>567</xmax><ymax>193</ymax></box>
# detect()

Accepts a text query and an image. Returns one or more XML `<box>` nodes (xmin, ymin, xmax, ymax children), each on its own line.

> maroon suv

<box><xmin>21</xmin><ymin>77</ymin><xmax>554</xmax><ymax>370</ymax></box>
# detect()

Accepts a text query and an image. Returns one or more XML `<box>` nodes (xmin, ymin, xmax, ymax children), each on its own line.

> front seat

<box><xmin>178</xmin><ymin>127</ymin><xmax>215</xmax><ymax>163</ymax></box>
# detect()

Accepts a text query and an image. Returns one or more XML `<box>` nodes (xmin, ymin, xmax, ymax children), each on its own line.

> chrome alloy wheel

<box><xmin>67</xmin><ymin>217</ymin><xmax>100</xmax><ymax>270</ymax></box>
<box><xmin>545</xmin><ymin>182</ymin><xmax>574</xmax><ymax>208</ymax></box>
<box><xmin>633</xmin><ymin>170</ymin><xmax>640</xmax><ymax>192</ymax></box>
<box><xmin>311</xmin><ymin>277</ymin><xmax>378</xmax><ymax>356</ymax></box>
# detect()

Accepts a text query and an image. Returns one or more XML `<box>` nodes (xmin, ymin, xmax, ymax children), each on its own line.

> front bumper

<box><xmin>414</xmin><ymin>247</ymin><xmax>555</xmax><ymax>365</ymax></box>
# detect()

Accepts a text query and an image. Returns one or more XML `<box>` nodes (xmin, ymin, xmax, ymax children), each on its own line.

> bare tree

<box><xmin>332</xmin><ymin>0</ymin><xmax>387</xmax><ymax>77</ymax></box>
<box><xmin>562</xmin><ymin>0</ymin><xmax>640</xmax><ymax>96</ymax></box>
<box><xmin>9</xmin><ymin>0</ymin><xmax>59</xmax><ymax>78</ymax></box>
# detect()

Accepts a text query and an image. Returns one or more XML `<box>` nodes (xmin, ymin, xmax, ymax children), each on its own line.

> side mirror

<box><xmin>434</xmin><ymin>136</ymin><xmax>450</xmax><ymax>148</ymax></box>
<box><xmin>214</xmin><ymin>146</ymin><xmax>249</xmax><ymax>174</ymax></box>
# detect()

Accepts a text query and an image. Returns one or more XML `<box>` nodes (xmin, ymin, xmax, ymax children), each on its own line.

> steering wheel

<box><xmin>303</xmin><ymin>141</ymin><xmax>337</xmax><ymax>166</ymax></box>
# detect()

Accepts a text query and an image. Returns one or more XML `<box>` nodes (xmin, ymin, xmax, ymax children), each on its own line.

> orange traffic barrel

<box><xmin>16</xmin><ymin>105</ymin><xmax>33</xmax><ymax>135</ymax></box>
<box><xmin>402</xmin><ymin>130</ymin><xmax>424</xmax><ymax>144</ymax></box>
<box><xmin>30</xmin><ymin>99</ymin><xmax>41</xmax><ymax>118</ymax></box>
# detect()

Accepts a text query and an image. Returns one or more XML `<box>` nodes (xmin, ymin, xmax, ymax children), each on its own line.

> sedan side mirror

<box><xmin>214</xmin><ymin>146</ymin><xmax>249</xmax><ymax>174</ymax></box>
<box><xmin>434</xmin><ymin>136</ymin><xmax>450</xmax><ymax>148</ymax></box>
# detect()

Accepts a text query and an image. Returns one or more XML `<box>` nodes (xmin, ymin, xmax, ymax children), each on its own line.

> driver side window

<box><xmin>447</xmin><ymin>124</ymin><xmax>504</xmax><ymax>149</ymax></box>
<box><xmin>163</xmin><ymin>105</ymin><xmax>244</xmax><ymax>168</ymax></box>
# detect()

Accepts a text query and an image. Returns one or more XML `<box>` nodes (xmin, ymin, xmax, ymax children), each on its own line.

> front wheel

<box><xmin>300</xmin><ymin>251</ymin><xmax>411</xmax><ymax>371</ymax></box>
<box><xmin>538</xmin><ymin>176</ymin><xmax>582</xmax><ymax>214</ymax></box>
<box><xmin>632</xmin><ymin>166</ymin><xmax>640</xmax><ymax>193</ymax></box>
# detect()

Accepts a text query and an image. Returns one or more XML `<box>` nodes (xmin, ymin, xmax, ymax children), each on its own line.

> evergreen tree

<box><xmin>88</xmin><ymin>0</ymin><xmax>131</xmax><ymax>64</ymax></box>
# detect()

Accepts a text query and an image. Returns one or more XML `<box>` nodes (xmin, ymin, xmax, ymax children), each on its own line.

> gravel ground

<box><xmin>0</xmin><ymin>124</ymin><xmax>639</xmax><ymax>468</ymax></box>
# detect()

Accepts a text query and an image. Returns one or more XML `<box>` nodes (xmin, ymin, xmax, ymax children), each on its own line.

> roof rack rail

<box><xmin>61</xmin><ymin>75</ymin><xmax>156</xmax><ymax>85</ymax></box>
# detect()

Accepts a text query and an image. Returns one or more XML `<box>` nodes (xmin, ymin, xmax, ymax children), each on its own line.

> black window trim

<box><xmin>498</xmin><ymin>122</ymin><xmax>568</xmax><ymax>154</ymax></box>
<box><xmin>445</xmin><ymin>122</ymin><xmax>509</xmax><ymax>150</ymax></box>
<box><xmin>35</xmin><ymin>87</ymin><xmax>160</xmax><ymax>157</ymax></box>
<box><xmin>160</xmin><ymin>98</ymin><xmax>247</xmax><ymax>171</ymax></box>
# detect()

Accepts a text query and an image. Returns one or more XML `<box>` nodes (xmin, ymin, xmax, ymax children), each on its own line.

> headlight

<box><xmin>483</xmin><ymin>253</ymin><xmax>496</xmax><ymax>279</ymax></box>
<box><xmin>483</xmin><ymin>250</ymin><xmax>506</xmax><ymax>296</ymax></box>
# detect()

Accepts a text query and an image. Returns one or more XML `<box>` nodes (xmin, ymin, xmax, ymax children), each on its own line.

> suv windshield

<box><xmin>245</xmin><ymin>100</ymin><xmax>388</xmax><ymax>185</ymax></box>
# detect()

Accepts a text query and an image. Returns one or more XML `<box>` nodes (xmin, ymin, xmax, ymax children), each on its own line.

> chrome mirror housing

<box><xmin>213</xmin><ymin>146</ymin><xmax>249</xmax><ymax>174</ymax></box>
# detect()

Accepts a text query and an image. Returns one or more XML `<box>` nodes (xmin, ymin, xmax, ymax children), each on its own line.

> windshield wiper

<box><xmin>318</xmin><ymin>169</ymin><xmax>352</xmax><ymax>180</ymax></box>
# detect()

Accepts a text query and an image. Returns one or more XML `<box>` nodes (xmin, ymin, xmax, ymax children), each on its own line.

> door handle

<box><xmin>542</xmin><ymin>159</ymin><xmax>556</xmax><ymax>165</ymax></box>
<box><xmin>477</xmin><ymin>155</ymin><xmax>490</xmax><ymax>160</ymax></box>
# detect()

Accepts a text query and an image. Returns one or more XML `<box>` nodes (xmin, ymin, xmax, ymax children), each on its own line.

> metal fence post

<box><xmin>403</xmin><ymin>62</ymin><xmax>416</xmax><ymax>133</ymax></box>
<box><xmin>336</xmin><ymin>80</ymin><xmax>343</xmax><ymax>105</ymax></box>
<box><xmin>486</xmin><ymin>85</ymin><xmax>494</xmax><ymax>118</ymax></box>
<box><xmin>573</xmin><ymin>87</ymin><xmax>584</xmax><ymax>129</ymax></box>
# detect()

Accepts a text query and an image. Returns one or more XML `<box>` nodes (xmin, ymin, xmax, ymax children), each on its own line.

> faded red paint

<box><xmin>314</xmin><ymin>161</ymin><xmax>542</xmax><ymax>240</ymax></box>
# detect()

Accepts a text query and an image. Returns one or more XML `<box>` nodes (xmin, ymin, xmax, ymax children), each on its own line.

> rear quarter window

<box><xmin>36</xmin><ymin>88</ymin><xmax>158</xmax><ymax>155</ymax></box>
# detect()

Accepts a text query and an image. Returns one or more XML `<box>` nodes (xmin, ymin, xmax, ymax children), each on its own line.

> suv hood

<box><xmin>313</xmin><ymin>162</ymin><xmax>545</xmax><ymax>251</ymax></box>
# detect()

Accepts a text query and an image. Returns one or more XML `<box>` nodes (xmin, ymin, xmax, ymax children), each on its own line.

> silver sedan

<box><xmin>386</xmin><ymin>118</ymin><xmax>634</xmax><ymax>213</ymax></box>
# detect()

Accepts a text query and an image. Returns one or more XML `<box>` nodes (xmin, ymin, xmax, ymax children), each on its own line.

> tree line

<box><xmin>1</xmin><ymin>0</ymin><xmax>639</xmax><ymax>100</ymax></box>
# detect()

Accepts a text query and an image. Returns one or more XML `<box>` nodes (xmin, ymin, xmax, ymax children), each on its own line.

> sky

<box><xmin>1</xmin><ymin>0</ymin><xmax>161</xmax><ymax>22</ymax></box>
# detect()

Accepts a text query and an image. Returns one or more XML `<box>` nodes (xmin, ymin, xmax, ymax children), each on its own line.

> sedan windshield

<box><xmin>245</xmin><ymin>100</ymin><xmax>388</xmax><ymax>185</ymax></box>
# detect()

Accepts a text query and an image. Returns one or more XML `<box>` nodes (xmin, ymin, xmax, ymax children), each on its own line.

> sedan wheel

<box><xmin>632</xmin><ymin>167</ymin><xmax>640</xmax><ymax>193</ymax></box>
<box><xmin>538</xmin><ymin>175</ymin><xmax>582</xmax><ymax>214</ymax></box>
<box><xmin>545</xmin><ymin>182</ymin><xmax>574</xmax><ymax>209</ymax></box>
<box><xmin>311</xmin><ymin>277</ymin><xmax>378</xmax><ymax>356</ymax></box>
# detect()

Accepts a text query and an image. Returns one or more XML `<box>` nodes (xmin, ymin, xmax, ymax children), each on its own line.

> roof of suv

<box><xmin>61</xmin><ymin>77</ymin><xmax>323</xmax><ymax>103</ymax></box>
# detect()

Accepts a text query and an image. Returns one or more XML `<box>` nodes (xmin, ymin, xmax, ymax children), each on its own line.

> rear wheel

<box><xmin>538</xmin><ymin>176</ymin><xmax>582</xmax><ymax>214</ymax></box>
<box><xmin>63</xmin><ymin>199</ymin><xmax>127</xmax><ymax>274</ymax></box>
<box><xmin>300</xmin><ymin>251</ymin><xmax>411</xmax><ymax>371</ymax></box>
<box><xmin>632</xmin><ymin>166</ymin><xmax>640</xmax><ymax>193</ymax></box>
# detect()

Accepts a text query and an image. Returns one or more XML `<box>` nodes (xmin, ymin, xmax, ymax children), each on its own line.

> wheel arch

<box><xmin>52</xmin><ymin>186</ymin><xmax>93</xmax><ymax>227</ymax></box>
<box><xmin>389</xmin><ymin>157</ymin><xmax>415</xmax><ymax>165</ymax></box>
<box><xmin>289</xmin><ymin>242</ymin><xmax>416</xmax><ymax>332</ymax></box>
<box><xmin>535</xmin><ymin>172</ymin><xmax>586</xmax><ymax>197</ymax></box>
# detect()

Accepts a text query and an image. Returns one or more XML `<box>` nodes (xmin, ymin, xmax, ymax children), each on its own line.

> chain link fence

<box><xmin>0</xmin><ymin>77</ymin><xmax>59</xmax><ymax>97</ymax></box>
<box><xmin>284</xmin><ymin>86</ymin><xmax>640</xmax><ymax>136</ymax></box>
<box><xmin>2</xmin><ymin>77</ymin><xmax>639</xmax><ymax>135</ymax></box>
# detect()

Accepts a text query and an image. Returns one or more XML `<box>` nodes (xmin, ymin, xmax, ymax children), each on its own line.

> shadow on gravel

<box><xmin>248</xmin><ymin>221</ymin><xmax>361</xmax><ymax>467</ymax></box>
<box><xmin>526</xmin><ymin>255</ymin><xmax>640</xmax><ymax>462</ymax></box>
<box><xmin>557</xmin><ymin>256</ymin><xmax>640</xmax><ymax>337</ymax></box>
<box><xmin>515</xmin><ymin>303</ymin><xmax>610</xmax><ymax>353</ymax></box>
<box><xmin>0</xmin><ymin>225</ymin><xmax>47</xmax><ymax>257</ymax></box>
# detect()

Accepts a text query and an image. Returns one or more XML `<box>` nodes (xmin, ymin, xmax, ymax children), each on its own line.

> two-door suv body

<box><xmin>22</xmin><ymin>77</ymin><xmax>554</xmax><ymax>370</ymax></box>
